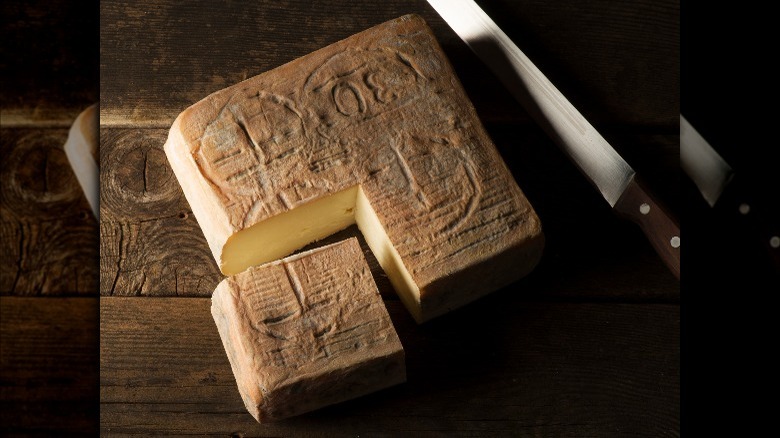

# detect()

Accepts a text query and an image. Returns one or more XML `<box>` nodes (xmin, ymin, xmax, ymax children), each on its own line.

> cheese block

<box><xmin>165</xmin><ymin>14</ymin><xmax>544</xmax><ymax>322</ymax></box>
<box><xmin>211</xmin><ymin>238</ymin><xmax>405</xmax><ymax>422</ymax></box>
<box><xmin>64</xmin><ymin>104</ymin><xmax>99</xmax><ymax>219</ymax></box>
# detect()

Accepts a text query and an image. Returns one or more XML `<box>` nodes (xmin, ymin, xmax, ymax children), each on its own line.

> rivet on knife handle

<box><xmin>614</xmin><ymin>176</ymin><xmax>681</xmax><ymax>278</ymax></box>
<box><xmin>427</xmin><ymin>0</ymin><xmax>680</xmax><ymax>278</ymax></box>
<box><xmin>681</xmin><ymin>115</ymin><xmax>779</xmax><ymax>273</ymax></box>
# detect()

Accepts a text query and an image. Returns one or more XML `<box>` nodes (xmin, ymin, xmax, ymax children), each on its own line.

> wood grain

<box><xmin>0</xmin><ymin>128</ymin><xmax>98</xmax><ymax>295</ymax></box>
<box><xmin>0</xmin><ymin>297</ymin><xmax>98</xmax><ymax>436</ymax></box>
<box><xmin>99</xmin><ymin>0</ymin><xmax>678</xmax><ymax>129</ymax></box>
<box><xmin>1</xmin><ymin>3</ymin><xmax>100</xmax><ymax>434</ymax></box>
<box><xmin>101</xmin><ymin>296</ymin><xmax>679</xmax><ymax>436</ymax></box>
<box><xmin>99</xmin><ymin>128</ymin><xmax>222</xmax><ymax>295</ymax></box>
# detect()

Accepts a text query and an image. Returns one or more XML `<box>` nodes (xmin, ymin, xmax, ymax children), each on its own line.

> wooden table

<box><xmin>1</xmin><ymin>1</ymin><xmax>100</xmax><ymax>435</ymax></box>
<box><xmin>4</xmin><ymin>0</ymin><xmax>680</xmax><ymax>436</ymax></box>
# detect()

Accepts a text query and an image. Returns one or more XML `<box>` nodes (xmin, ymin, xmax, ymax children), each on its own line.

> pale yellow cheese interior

<box><xmin>221</xmin><ymin>187</ymin><xmax>358</xmax><ymax>275</ymax></box>
<box><xmin>220</xmin><ymin>185</ymin><xmax>421</xmax><ymax>320</ymax></box>
<box><xmin>354</xmin><ymin>187</ymin><xmax>422</xmax><ymax>321</ymax></box>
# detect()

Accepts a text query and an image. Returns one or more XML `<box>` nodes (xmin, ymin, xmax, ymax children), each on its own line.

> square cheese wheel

<box><xmin>166</xmin><ymin>14</ymin><xmax>544</xmax><ymax>322</ymax></box>
<box><xmin>211</xmin><ymin>238</ymin><xmax>405</xmax><ymax>422</ymax></box>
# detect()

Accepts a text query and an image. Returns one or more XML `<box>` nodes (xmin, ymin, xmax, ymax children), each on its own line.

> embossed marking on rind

<box><xmin>168</xmin><ymin>14</ymin><xmax>544</xmax><ymax>322</ymax></box>
<box><xmin>211</xmin><ymin>238</ymin><xmax>405</xmax><ymax>421</ymax></box>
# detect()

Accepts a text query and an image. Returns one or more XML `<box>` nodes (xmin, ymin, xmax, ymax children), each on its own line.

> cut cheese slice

<box><xmin>211</xmin><ymin>238</ymin><xmax>405</xmax><ymax>422</ymax></box>
<box><xmin>64</xmin><ymin>104</ymin><xmax>99</xmax><ymax>219</ymax></box>
<box><xmin>165</xmin><ymin>14</ymin><xmax>544</xmax><ymax>322</ymax></box>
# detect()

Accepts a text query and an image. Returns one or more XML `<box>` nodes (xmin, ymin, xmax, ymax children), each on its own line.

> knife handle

<box><xmin>716</xmin><ymin>175</ymin><xmax>780</xmax><ymax>273</ymax></box>
<box><xmin>614</xmin><ymin>176</ymin><xmax>681</xmax><ymax>278</ymax></box>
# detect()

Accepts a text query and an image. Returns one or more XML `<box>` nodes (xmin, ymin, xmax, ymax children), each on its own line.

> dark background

<box><xmin>682</xmin><ymin>3</ymin><xmax>780</xmax><ymax>285</ymax></box>
<box><xmin>682</xmin><ymin>3</ymin><xmax>780</xmax><ymax>435</ymax></box>
<box><xmin>1</xmin><ymin>1</ymin><xmax>99</xmax><ymax>122</ymax></box>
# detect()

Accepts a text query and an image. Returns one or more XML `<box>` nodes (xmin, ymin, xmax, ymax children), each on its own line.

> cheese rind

<box><xmin>64</xmin><ymin>104</ymin><xmax>99</xmax><ymax>219</ymax></box>
<box><xmin>166</xmin><ymin>14</ymin><xmax>544</xmax><ymax>322</ymax></box>
<box><xmin>211</xmin><ymin>238</ymin><xmax>405</xmax><ymax>422</ymax></box>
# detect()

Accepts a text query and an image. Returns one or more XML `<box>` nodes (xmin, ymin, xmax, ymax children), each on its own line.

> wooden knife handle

<box><xmin>614</xmin><ymin>176</ymin><xmax>681</xmax><ymax>279</ymax></box>
<box><xmin>716</xmin><ymin>175</ymin><xmax>780</xmax><ymax>273</ymax></box>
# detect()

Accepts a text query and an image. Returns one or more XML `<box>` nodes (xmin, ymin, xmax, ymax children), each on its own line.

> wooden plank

<box><xmin>0</xmin><ymin>297</ymin><xmax>98</xmax><ymax>436</ymax></box>
<box><xmin>99</xmin><ymin>0</ymin><xmax>678</xmax><ymax>128</ymax></box>
<box><xmin>100</xmin><ymin>296</ymin><xmax>679</xmax><ymax>436</ymax></box>
<box><xmin>0</xmin><ymin>0</ymin><xmax>99</xmax><ymax>125</ymax></box>
<box><xmin>100</xmin><ymin>124</ymin><xmax>679</xmax><ymax>299</ymax></box>
<box><xmin>0</xmin><ymin>128</ymin><xmax>98</xmax><ymax>295</ymax></box>
<box><xmin>98</xmin><ymin>128</ymin><xmax>221</xmax><ymax>295</ymax></box>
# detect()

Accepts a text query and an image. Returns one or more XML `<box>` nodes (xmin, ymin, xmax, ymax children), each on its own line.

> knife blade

<box><xmin>427</xmin><ymin>0</ymin><xmax>680</xmax><ymax>278</ymax></box>
<box><xmin>680</xmin><ymin>115</ymin><xmax>733</xmax><ymax>207</ymax></box>
<box><xmin>680</xmin><ymin>114</ymin><xmax>780</xmax><ymax>271</ymax></box>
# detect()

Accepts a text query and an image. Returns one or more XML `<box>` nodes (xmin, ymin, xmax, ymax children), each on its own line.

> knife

<box><xmin>681</xmin><ymin>115</ymin><xmax>780</xmax><ymax>270</ymax></box>
<box><xmin>427</xmin><ymin>0</ymin><xmax>680</xmax><ymax>278</ymax></box>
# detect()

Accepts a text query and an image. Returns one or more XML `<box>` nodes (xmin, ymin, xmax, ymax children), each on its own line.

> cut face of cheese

<box><xmin>354</xmin><ymin>186</ymin><xmax>423</xmax><ymax>321</ymax></box>
<box><xmin>165</xmin><ymin>14</ymin><xmax>544</xmax><ymax>322</ymax></box>
<box><xmin>222</xmin><ymin>185</ymin><xmax>358</xmax><ymax>274</ymax></box>
<box><xmin>211</xmin><ymin>238</ymin><xmax>405</xmax><ymax>422</ymax></box>
<box><xmin>220</xmin><ymin>184</ymin><xmax>425</xmax><ymax>320</ymax></box>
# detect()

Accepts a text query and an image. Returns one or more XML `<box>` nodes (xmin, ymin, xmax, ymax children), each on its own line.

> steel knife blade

<box><xmin>680</xmin><ymin>115</ymin><xmax>733</xmax><ymax>207</ymax></box>
<box><xmin>680</xmin><ymin>114</ymin><xmax>780</xmax><ymax>270</ymax></box>
<box><xmin>427</xmin><ymin>0</ymin><xmax>680</xmax><ymax>278</ymax></box>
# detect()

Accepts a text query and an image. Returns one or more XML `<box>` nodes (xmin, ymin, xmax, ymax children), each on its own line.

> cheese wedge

<box><xmin>211</xmin><ymin>238</ymin><xmax>405</xmax><ymax>422</ymax></box>
<box><xmin>165</xmin><ymin>14</ymin><xmax>544</xmax><ymax>322</ymax></box>
<box><xmin>64</xmin><ymin>104</ymin><xmax>99</xmax><ymax>219</ymax></box>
